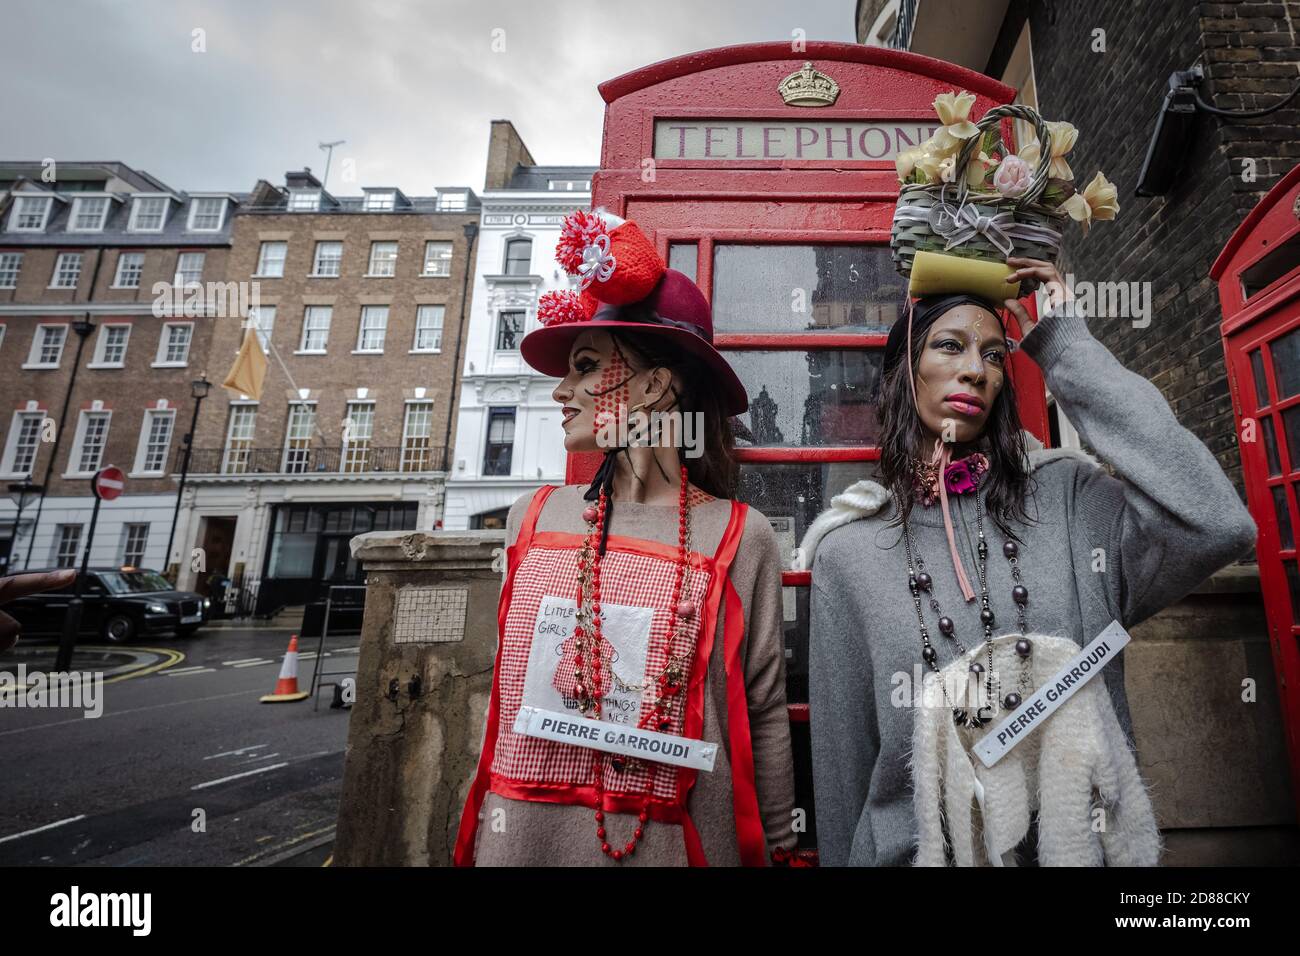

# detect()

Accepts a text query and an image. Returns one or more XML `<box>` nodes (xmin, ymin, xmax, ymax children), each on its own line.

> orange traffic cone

<box><xmin>260</xmin><ymin>634</ymin><xmax>310</xmax><ymax>703</ymax></box>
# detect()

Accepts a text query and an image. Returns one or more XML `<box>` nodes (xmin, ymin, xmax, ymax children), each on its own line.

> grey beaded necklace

<box><xmin>902</xmin><ymin>480</ymin><xmax>1035</xmax><ymax>729</ymax></box>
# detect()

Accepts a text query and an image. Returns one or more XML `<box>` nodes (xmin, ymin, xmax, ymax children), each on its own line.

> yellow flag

<box><xmin>222</xmin><ymin>326</ymin><xmax>268</xmax><ymax>399</ymax></box>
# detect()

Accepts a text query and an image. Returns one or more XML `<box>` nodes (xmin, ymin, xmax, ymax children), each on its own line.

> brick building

<box><xmin>174</xmin><ymin>169</ymin><xmax>480</xmax><ymax>616</ymax></box>
<box><xmin>856</xmin><ymin>0</ymin><xmax>1300</xmax><ymax>860</ymax></box>
<box><xmin>0</xmin><ymin>161</ymin><xmax>238</xmax><ymax>584</ymax></box>
<box><xmin>442</xmin><ymin>120</ymin><xmax>596</xmax><ymax>530</ymax></box>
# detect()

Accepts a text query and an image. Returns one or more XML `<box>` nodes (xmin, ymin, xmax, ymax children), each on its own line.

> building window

<box><xmin>356</xmin><ymin>306</ymin><xmax>388</xmax><ymax>352</ymax></box>
<box><xmin>175</xmin><ymin>252</ymin><xmax>205</xmax><ymax>285</ymax></box>
<box><xmin>222</xmin><ymin>405</ymin><xmax>257</xmax><ymax>474</ymax></box>
<box><xmin>26</xmin><ymin>324</ymin><xmax>68</xmax><ymax>368</ymax></box>
<box><xmin>54</xmin><ymin>524</ymin><xmax>83</xmax><ymax>569</ymax></box>
<box><xmin>0</xmin><ymin>252</ymin><xmax>22</xmax><ymax>288</ymax></box>
<box><xmin>413</xmin><ymin>305</ymin><xmax>444</xmax><ymax>352</ymax></box>
<box><xmin>72</xmin><ymin>411</ymin><xmax>111</xmax><ymax>474</ymax></box>
<box><xmin>256</xmin><ymin>241</ymin><xmax>287</xmax><ymax>277</ymax></box>
<box><xmin>289</xmin><ymin>190</ymin><xmax>321</xmax><ymax>212</ymax></box>
<box><xmin>136</xmin><ymin>409</ymin><xmax>175</xmax><ymax>474</ymax></box>
<box><xmin>300</xmin><ymin>306</ymin><xmax>331</xmax><ymax>351</ymax></box>
<box><xmin>435</xmin><ymin>192</ymin><xmax>467</xmax><ymax>212</ymax></box>
<box><xmin>367</xmin><ymin>241</ymin><xmax>398</xmax><ymax>276</ymax></box>
<box><xmin>69</xmin><ymin>196</ymin><xmax>112</xmax><ymax>232</ymax></box>
<box><xmin>504</xmin><ymin>238</ymin><xmax>532</xmax><ymax>276</ymax></box>
<box><xmin>312</xmin><ymin>241</ymin><xmax>342</xmax><ymax>276</ymax></box>
<box><xmin>113</xmin><ymin>252</ymin><xmax>144</xmax><ymax>288</ymax></box>
<box><xmin>283</xmin><ymin>403</ymin><xmax>316</xmax><ymax>473</ymax></box>
<box><xmin>93</xmin><ymin>324</ymin><xmax>131</xmax><ymax>366</ymax></box>
<box><xmin>400</xmin><ymin>401</ymin><xmax>434</xmax><ymax>472</ymax></box>
<box><xmin>128</xmin><ymin>196</ymin><xmax>168</xmax><ymax>232</ymax></box>
<box><xmin>2</xmin><ymin>412</ymin><xmax>44</xmax><ymax>475</ymax></box>
<box><xmin>547</xmin><ymin>179</ymin><xmax>592</xmax><ymax>191</ymax></box>
<box><xmin>422</xmin><ymin>241</ymin><xmax>452</xmax><ymax>277</ymax></box>
<box><xmin>247</xmin><ymin>305</ymin><xmax>276</xmax><ymax>349</ymax></box>
<box><xmin>50</xmin><ymin>252</ymin><xmax>83</xmax><ymax>289</ymax></box>
<box><xmin>122</xmin><ymin>523</ymin><xmax>149</xmax><ymax>567</ymax></box>
<box><xmin>342</xmin><ymin>401</ymin><xmax>374</xmax><ymax>473</ymax></box>
<box><xmin>187</xmin><ymin>197</ymin><xmax>226</xmax><ymax>231</ymax></box>
<box><xmin>364</xmin><ymin>191</ymin><xmax>395</xmax><ymax>211</ymax></box>
<box><xmin>9</xmin><ymin>195</ymin><xmax>53</xmax><ymax>232</ymax></box>
<box><xmin>496</xmin><ymin>310</ymin><xmax>524</xmax><ymax>350</ymax></box>
<box><xmin>156</xmin><ymin>323</ymin><xmax>193</xmax><ymax>365</ymax></box>
<box><xmin>483</xmin><ymin>407</ymin><xmax>515</xmax><ymax>476</ymax></box>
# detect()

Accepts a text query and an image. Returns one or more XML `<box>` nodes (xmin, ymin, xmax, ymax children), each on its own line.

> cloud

<box><xmin>1</xmin><ymin>0</ymin><xmax>855</xmax><ymax>193</ymax></box>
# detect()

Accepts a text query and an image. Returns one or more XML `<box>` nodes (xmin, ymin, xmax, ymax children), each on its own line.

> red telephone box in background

<box><xmin>1213</xmin><ymin>162</ymin><xmax>1300</xmax><ymax>820</ymax></box>
<box><xmin>575</xmin><ymin>41</ymin><xmax>1050</xmax><ymax>850</ymax></box>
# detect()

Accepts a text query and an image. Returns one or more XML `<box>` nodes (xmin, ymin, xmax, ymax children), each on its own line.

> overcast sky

<box><xmin>1</xmin><ymin>0</ymin><xmax>857</xmax><ymax>196</ymax></box>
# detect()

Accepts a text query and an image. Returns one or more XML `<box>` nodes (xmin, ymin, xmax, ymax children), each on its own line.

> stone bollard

<box><xmin>333</xmin><ymin>528</ymin><xmax>505</xmax><ymax>866</ymax></box>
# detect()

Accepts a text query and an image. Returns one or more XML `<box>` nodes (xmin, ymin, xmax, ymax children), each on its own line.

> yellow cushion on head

<box><xmin>908</xmin><ymin>250</ymin><xmax>1021</xmax><ymax>303</ymax></box>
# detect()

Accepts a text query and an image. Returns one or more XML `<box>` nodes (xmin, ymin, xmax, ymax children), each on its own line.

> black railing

<box><xmin>183</xmin><ymin>444</ymin><xmax>449</xmax><ymax>476</ymax></box>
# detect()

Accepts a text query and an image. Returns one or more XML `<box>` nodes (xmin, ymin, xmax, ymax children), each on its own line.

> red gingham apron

<box><xmin>454</xmin><ymin>484</ymin><xmax>766</xmax><ymax>866</ymax></box>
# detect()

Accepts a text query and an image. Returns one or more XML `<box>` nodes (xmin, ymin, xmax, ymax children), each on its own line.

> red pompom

<box><xmin>556</xmin><ymin>209</ymin><xmax>609</xmax><ymax>275</ymax></box>
<box><xmin>537</xmin><ymin>290</ymin><xmax>587</xmax><ymax>326</ymax></box>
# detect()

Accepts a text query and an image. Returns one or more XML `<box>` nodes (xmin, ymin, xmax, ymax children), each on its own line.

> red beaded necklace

<box><xmin>572</xmin><ymin>463</ymin><xmax>696</xmax><ymax>861</ymax></box>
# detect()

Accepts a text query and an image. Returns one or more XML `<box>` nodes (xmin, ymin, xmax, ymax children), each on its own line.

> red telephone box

<box><xmin>576</xmin><ymin>41</ymin><xmax>1051</xmax><ymax>850</ymax></box>
<box><xmin>1212</xmin><ymin>161</ymin><xmax>1300</xmax><ymax>819</ymax></box>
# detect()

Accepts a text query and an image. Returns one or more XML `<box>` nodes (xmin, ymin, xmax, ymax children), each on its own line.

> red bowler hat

<box><xmin>520</xmin><ymin>208</ymin><xmax>749</xmax><ymax>417</ymax></box>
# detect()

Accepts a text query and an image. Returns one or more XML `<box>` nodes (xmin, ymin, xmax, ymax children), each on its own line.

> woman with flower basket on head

<box><xmin>454</xmin><ymin>208</ymin><xmax>799</xmax><ymax>866</ymax></box>
<box><xmin>802</xmin><ymin>92</ymin><xmax>1257</xmax><ymax>866</ymax></box>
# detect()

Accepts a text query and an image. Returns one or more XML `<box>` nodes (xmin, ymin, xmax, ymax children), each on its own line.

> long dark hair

<box><xmin>608</xmin><ymin>320</ymin><xmax>739</xmax><ymax>501</ymax></box>
<box><xmin>876</xmin><ymin>304</ymin><xmax>1035</xmax><ymax>541</ymax></box>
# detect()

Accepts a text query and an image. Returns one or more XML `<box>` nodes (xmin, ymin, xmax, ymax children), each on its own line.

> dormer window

<box><xmin>129</xmin><ymin>196</ymin><xmax>169</xmax><ymax>232</ymax></box>
<box><xmin>364</xmin><ymin>191</ymin><xmax>395</xmax><ymax>212</ymax></box>
<box><xmin>7</xmin><ymin>195</ymin><xmax>53</xmax><ymax>232</ymax></box>
<box><xmin>289</xmin><ymin>190</ymin><xmax>321</xmax><ymax>212</ymax></box>
<box><xmin>436</xmin><ymin>192</ymin><xmax>467</xmax><ymax>212</ymax></box>
<box><xmin>68</xmin><ymin>196</ymin><xmax>112</xmax><ymax>232</ymax></box>
<box><xmin>187</xmin><ymin>196</ymin><xmax>227</xmax><ymax>231</ymax></box>
<box><xmin>547</xmin><ymin>180</ymin><xmax>592</xmax><ymax>191</ymax></box>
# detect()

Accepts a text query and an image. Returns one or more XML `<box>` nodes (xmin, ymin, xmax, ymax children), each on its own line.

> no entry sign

<box><xmin>93</xmin><ymin>465</ymin><xmax>125</xmax><ymax>501</ymax></box>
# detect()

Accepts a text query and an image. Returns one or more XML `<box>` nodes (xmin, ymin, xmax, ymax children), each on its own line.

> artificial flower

<box><xmin>992</xmin><ymin>153</ymin><xmax>1032</xmax><ymax>197</ymax></box>
<box><xmin>1062</xmin><ymin>171</ymin><xmax>1119</xmax><ymax>233</ymax></box>
<box><xmin>931</xmin><ymin>90</ymin><xmax>980</xmax><ymax>153</ymax></box>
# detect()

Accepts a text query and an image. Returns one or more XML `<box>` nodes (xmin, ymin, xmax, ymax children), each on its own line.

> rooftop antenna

<box><xmin>319</xmin><ymin>139</ymin><xmax>345</xmax><ymax>191</ymax></box>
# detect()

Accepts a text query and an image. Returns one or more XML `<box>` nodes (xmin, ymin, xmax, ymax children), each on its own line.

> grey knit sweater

<box><xmin>806</xmin><ymin>300</ymin><xmax>1258</xmax><ymax>867</ymax></box>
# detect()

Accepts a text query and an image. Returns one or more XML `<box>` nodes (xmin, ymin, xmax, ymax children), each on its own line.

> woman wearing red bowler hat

<box><xmin>453</xmin><ymin>209</ymin><xmax>799</xmax><ymax>866</ymax></box>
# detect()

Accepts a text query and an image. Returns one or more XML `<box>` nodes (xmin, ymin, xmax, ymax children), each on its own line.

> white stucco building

<box><xmin>442</xmin><ymin>131</ymin><xmax>595</xmax><ymax>530</ymax></box>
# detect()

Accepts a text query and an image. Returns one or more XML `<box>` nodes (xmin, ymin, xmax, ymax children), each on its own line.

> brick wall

<box><xmin>1021</xmin><ymin>0</ymin><xmax>1300</xmax><ymax>490</ymax></box>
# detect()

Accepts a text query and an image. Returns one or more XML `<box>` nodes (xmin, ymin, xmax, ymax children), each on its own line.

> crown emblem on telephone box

<box><xmin>778</xmin><ymin>61</ymin><xmax>840</xmax><ymax>107</ymax></box>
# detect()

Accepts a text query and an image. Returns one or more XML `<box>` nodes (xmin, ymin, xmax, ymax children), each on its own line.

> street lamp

<box><xmin>4</xmin><ymin>479</ymin><xmax>42</xmax><ymax>575</ymax></box>
<box><xmin>163</xmin><ymin>374</ymin><xmax>211</xmax><ymax>582</ymax></box>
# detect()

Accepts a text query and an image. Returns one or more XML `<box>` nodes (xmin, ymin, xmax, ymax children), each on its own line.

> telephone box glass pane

<box><xmin>1273</xmin><ymin>485</ymin><xmax>1294</xmax><ymax>551</ymax></box>
<box><xmin>1282</xmin><ymin>407</ymin><xmax>1300</xmax><ymax>474</ymax></box>
<box><xmin>1286</xmin><ymin>561</ymin><xmax>1300</xmax><ymax>626</ymax></box>
<box><xmin>1262</xmin><ymin>414</ymin><xmax>1283</xmax><ymax>476</ymax></box>
<box><xmin>737</xmin><ymin>460</ymin><xmax>877</xmax><ymax>567</ymax></box>
<box><xmin>668</xmin><ymin>243</ymin><xmax>698</xmax><ymax>282</ymax></box>
<box><xmin>1250</xmin><ymin>349</ymin><xmax>1270</xmax><ymax>408</ymax></box>
<box><xmin>712</xmin><ymin>244</ymin><xmax>905</xmax><ymax>333</ymax></box>
<box><xmin>1271</xmin><ymin>329</ymin><xmax>1300</xmax><ymax>401</ymax></box>
<box><xmin>726</xmin><ymin>349</ymin><xmax>884</xmax><ymax>446</ymax></box>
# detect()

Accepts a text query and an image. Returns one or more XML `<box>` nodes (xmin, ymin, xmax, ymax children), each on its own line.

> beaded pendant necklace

<box><xmin>572</xmin><ymin>463</ymin><xmax>696</xmax><ymax>861</ymax></box>
<box><xmin>902</xmin><ymin>474</ymin><xmax>1035</xmax><ymax>729</ymax></box>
